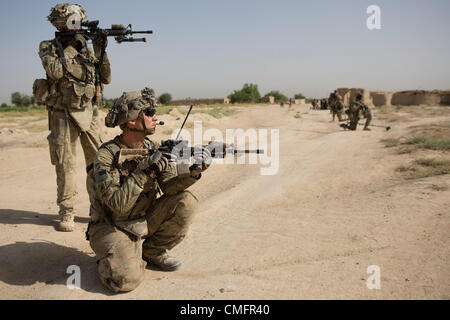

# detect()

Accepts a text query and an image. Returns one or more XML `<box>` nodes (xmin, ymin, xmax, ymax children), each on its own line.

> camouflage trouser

<box><xmin>332</xmin><ymin>109</ymin><xmax>343</xmax><ymax>122</ymax></box>
<box><xmin>342</xmin><ymin>115</ymin><xmax>359</xmax><ymax>131</ymax></box>
<box><xmin>47</xmin><ymin>108</ymin><xmax>102</xmax><ymax>216</ymax></box>
<box><xmin>363</xmin><ymin>111</ymin><xmax>372</xmax><ymax>129</ymax></box>
<box><xmin>349</xmin><ymin>116</ymin><xmax>360</xmax><ymax>130</ymax></box>
<box><xmin>88</xmin><ymin>191</ymin><xmax>198</xmax><ymax>293</ymax></box>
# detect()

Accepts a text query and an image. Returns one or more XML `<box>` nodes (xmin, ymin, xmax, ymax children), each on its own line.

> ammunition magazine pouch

<box><xmin>33</xmin><ymin>78</ymin><xmax>58</xmax><ymax>107</ymax></box>
<box><xmin>32</xmin><ymin>79</ymin><xmax>49</xmax><ymax>103</ymax></box>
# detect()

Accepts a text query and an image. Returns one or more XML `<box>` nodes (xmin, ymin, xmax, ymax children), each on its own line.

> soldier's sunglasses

<box><xmin>143</xmin><ymin>108</ymin><xmax>156</xmax><ymax>117</ymax></box>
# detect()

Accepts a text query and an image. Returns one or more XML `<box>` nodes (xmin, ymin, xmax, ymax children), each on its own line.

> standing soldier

<box><xmin>288</xmin><ymin>98</ymin><xmax>294</xmax><ymax>109</ymax></box>
<box><xmin>34</xmin><ymin>3</ymin><xmax>111</xmax><ymax>231</ymax></box>
<box><xmin>361</xmin><ymin>102</ymin><xmax>372</xmax><ymax>131</ymax></box>
<box><xmin>86</xmin><ymin>89</ymin><xmax>210</xmax><ymax>292</ymax></box>
<box><xmin>329</xmin><ymin>90</ymin><xmax>344</xmax><ymax>122</ymax></box>
<box><xmin>321</xmin><ymin>98</ymin><xmax>328</xmax><ymax>110</ymax></box>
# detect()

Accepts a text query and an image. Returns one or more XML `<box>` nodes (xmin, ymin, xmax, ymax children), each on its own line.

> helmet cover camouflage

<box><xmin>48</xmin><ymin>3</ymin><xmax>87</xmax><ymax>31</ymax></box>
<box><xmin>105</xmin><ymin>88</ymin><xmax>157</xmax><ymax>128</ymax></box>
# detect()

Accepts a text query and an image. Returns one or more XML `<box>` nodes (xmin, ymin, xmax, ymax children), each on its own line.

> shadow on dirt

<box><xmin>0</xmin><ymin>241</ymin><xmax>113</xmax><ymax>296</ymax></box>
<box><xmin>0</xmin><ymin>209</ymin><xmax>89</xmax><ymax>230</ymax></box>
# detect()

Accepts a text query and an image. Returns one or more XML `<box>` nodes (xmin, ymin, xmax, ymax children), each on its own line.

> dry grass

<box><xmin>0</xmin><ymin>108</ymin><xmax>47</xmax><ymax>118</ymax></box>
<box><xmin>429</xmin><ymin>184</ymin><xmax>448</xmax><ymax>192</ymax></box>
<box><xmin>375</xmin><ymin>105</ymin><xmax>450</xmax><ymax>122</ymax></box>
<box><xmin>396</xmin><ymin>158</ymin><xmax>450</xmax><ymax>179</ymax></box>
<box><xmin>175</xmin><ymin>105</ymin><xmax>237</xmax><ymax>119</ymax></box>
<box><xmin>382</xmin><ymin>121</ymin><xmax>450</xmax><ymax>153</ymax></box>
<box><xmin>156</xmin><ymin>105</ymin><xmax>174</xmax><ymax>116</ymax></box>
<box><xmin>381</xmin><ymin>138</ymin><xmax>400</xmax><ymax>148</ymax></box>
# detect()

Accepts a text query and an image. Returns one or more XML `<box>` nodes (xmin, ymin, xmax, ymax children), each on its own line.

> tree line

<box><xmin>1</xmin><ymin>91</ymin><xmax>173</xmax><ymax>108</ymax></box>
<box><xmin>227</xmin><ymin>83</ymin><xmax>306</xmax><ymax>104</ymax></box>
<box><xmin>1</xmin><ymin>85</ymin><xmax>306</xmax><ymax>108</ymax></box>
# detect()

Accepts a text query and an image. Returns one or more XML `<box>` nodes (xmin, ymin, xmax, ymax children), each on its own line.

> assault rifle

<box><xmin>158</xmin><ymin>139</ymin><xmax>264</xmax><ymax>161</ymax></box>
<box><xmin>158</xmin><ymin>105</ymin><xmax>264</xmax><ymax>160</ymax></box>
<box><xmin>55</xmin><ymin>20</ymin><xmax>153</xmax><ymax>44</ymax></box>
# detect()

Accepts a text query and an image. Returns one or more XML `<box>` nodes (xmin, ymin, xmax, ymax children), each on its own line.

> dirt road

<box><xmin>0</xmin><ymin>104</ymin><xmax>449</xmax><ymax>299</ymax></box>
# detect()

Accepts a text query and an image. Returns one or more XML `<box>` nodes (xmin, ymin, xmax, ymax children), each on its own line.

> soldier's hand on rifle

<box><xmin>63</xmin><ymin>44</ymin><xmax>79</xmax><ymax>60</ymax></box>
<box><xmin>93</xmin><ymin>33</ymin><xmax>108</xmax><ymax>56</ymax></box>
<box><xmin>190</xmin><ymin>147</ymin><xmax>212</xmax><ymax>177</ymax></box>
<box><xmin>69</xmin><ymin>34</ymin><xmax>87</xmax><ymax>51</ymax></box>
<box><xmin>139</xmin><ymin>151</ymin><xmax>169</xmax><ymax>174</ymax></box>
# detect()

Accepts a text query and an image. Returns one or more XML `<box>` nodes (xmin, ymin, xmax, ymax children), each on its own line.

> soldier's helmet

<box><xmin>105</xmin><ymin>88</ymin><xmax>157</xmax><ymax>128</ymax></box>
<box><xmin>47</xmin><ymin>3</ymin><xmax>87</xmax><ymax>31</ymax></box>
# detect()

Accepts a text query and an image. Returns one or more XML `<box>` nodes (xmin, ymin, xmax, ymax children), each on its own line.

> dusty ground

<box><xmin>0</xmin><ymin>104</ymin><xmax>449</xmax><ymax>300</ymax></box>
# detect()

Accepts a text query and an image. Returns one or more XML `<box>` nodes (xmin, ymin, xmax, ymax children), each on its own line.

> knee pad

<box><xmin>97</xmin><ymin>257</ymin><xmax>144</xmax><ymax>293</ymax></box>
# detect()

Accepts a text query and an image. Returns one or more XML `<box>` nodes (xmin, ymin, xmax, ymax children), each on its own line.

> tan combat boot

<box><xmin>58</xmin><ymin>214</ymin><xmax>75</xmax><ymax>232</ymax></box>
<box><xmin>144</xmin><ymin>252</ymin><xmax>182</xmax><ymax>271</ymax></box>
<box><xmin>363</xmin><ymin>127</ymin><xmax>371</xmax><ymax>131</ymax></box>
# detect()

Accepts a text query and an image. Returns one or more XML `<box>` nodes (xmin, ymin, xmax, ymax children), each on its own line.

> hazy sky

<box><xmin>0</xmin><ymin>0</ymin><xmax>449</xmax><ymax>104</ymax></box>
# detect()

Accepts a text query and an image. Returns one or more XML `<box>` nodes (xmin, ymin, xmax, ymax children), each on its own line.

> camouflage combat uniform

<box><xmin>329</xmin><ymin>92</ymin><xmax>344</xmax><ymax>122</ymax></box>
<box><xmin>38</xmin><ymin>26</ymin><xmax>111</xmax><ymax>229</ymax></box>
<box><xmin>361</xmin><ymin>104</ymin><xmax>372</xmax><ymax>130</ymax></box>
<box><xmin>86</xmin><ymin>135</ymin><xmax>199</xmax><ymax>292</ymax></box>
<box><xmin>342</xmin><ymin>95</ymin><xmax>371</xmax><ymax>130</ymax></box>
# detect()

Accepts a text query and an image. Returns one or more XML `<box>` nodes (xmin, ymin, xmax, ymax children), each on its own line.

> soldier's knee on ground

<box><xmin>89</xmin><ymin>224</ymin><xmax>146</xmax><ymax>293</ymax></box>
<box><xmin>97</xmin><ymin>256</ymin><xmax>145</xmax><ymax>293</ymax></box>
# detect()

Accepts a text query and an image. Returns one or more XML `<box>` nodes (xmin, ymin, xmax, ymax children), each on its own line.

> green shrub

<box><xmin>103</xmin><ymin>98</ymin><xmax>117</xmax><ymax>109</ymax></box>
<box><xmin>158</xmin><ymin>93</ymin><xmax>172</xmax><ymax>105</ymax></box>
<box><xmin>228</xmin><ymin>83</ymin><xmax>261</xmax><ymax>103</ymax></box>
<box><xmin>294</xmin><ymin>93</ymin><xmax>306</xmax><ymax>99</ymax></box>
<box><xmin>11</xmin><ymin>92</ymin><xmax>34</xmax><ymax>107</ymax></box>
<box><xmin>264</xmin><ymin>90</ymin><xmax>288</xmax><ymax>103</ymax></box>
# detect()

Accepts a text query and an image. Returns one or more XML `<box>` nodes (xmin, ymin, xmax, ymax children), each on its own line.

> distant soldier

<box><xmin>361</xmin><ymin>102</ymin><xmax>372</xmax><ymax>131</ymax></box>
<box><xmin>329</xmin><ymin>90</ymin><xmax>344</xmax><ymax>122</ymax></box>
<box><xmin>86</xmin><ymin>89</ymin><xmax>210</xmax><ymax>292</ymax></box>
<box><xmin>341</xmin><ymin>92</ymin><xmax>371</xmax><ymax>130</ymax></box>
<box><xmin>35</xmin><ymin>3</ymin><xmax>111</xmax><ymax>231</ymax></box>
<box><xmin>311</xmin><ymin>99</ymin><xmax>317</xmax><ymax>110</ymax></box>
<box><xmin>321</xmin><ymin>98</ymin><xmax>328</xmax><ymax>110</ymax></box>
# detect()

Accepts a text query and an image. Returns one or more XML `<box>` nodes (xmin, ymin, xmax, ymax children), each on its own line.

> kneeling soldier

<box><xmin>86</xmin><ymin>88</ymin><xmax>211</xmax><ymax>293</ymax></box>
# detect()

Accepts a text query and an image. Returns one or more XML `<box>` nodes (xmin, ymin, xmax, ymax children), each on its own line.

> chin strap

<box><xmin>125</xmin><ymin>116</ymin><xmax>154</xmax><ymax>135</ymax></box>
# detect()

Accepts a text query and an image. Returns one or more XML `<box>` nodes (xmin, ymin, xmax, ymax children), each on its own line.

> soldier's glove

<box><xmin>139</xmin><ymin>151</ymin><xmax>169</xmax><ymax>174</ymax></box>
<box><xmin>63</xmin><ymin>45</ymin><xmax>79</xmax><ymax>60</ymax></box>
<box><xmin>68</xmin><ymin>34</ymin><xmax>87</xmax><ymax>52</ymax></box>
<box><xmin>93</xmin><ymin>33</ymin><xmax>108</xmax><ymax>57</ymax></box>
<box><xmin>190</xmin><ymin>147</ymin><xmax>212</xmax><ymax>177</ymax></box>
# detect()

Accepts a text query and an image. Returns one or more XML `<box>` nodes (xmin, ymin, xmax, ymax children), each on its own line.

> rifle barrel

<box><xmin>234</xmin><ymin>149</ymin><xmax>264</xmax><ymax>154</ymax></box>
<box><xmin>132</xmin><ymin>30</ymin><xmax>153</xmax><ymax>34</ymax></box>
